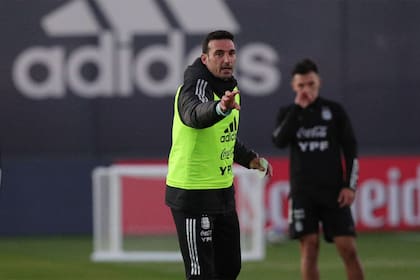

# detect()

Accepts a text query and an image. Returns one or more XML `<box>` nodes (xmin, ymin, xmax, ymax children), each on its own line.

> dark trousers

<box><xmin>171</xmin><ymin>209</ymin><xmax>241</xmax><ymax>280</ymax></box>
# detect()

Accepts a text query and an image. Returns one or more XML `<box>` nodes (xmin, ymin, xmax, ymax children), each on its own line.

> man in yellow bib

<box><xmin>166</xmin><ymin>30</ymin><xmax>272</xmax><ymax>280</ymax></box>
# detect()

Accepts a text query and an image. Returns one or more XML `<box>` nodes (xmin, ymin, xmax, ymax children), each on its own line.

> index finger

<box><xmin>225</xmin><ymin>90</ymin><xmax>240</xmax><ymax>97</ymax></box>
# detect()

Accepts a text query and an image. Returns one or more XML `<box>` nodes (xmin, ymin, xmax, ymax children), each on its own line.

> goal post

<box><xmin>91</xmin><ymin>164</ymin><xmax>266</xmax><ymax>262</ymax></box>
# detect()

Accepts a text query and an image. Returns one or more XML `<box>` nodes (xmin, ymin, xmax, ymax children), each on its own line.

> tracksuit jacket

<box><xmin>165</xmin><ymin>58</ymin><xmax>257</xmax><ymax>213</ymax></box>
<box><xmin>272</xmin><ymin>97</ymin><xmax>358</xmax><ymax>198</ymax></box>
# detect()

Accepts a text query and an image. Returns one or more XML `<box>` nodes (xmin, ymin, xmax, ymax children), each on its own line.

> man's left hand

<box><xmin>337</xmin><ymin>188</ymin><xmax>355</xmax><ymax>207</ymax></box>
<box><xmin>249</xmin><ymin>157</ymin><xmax>273</xmax><ymax>177</ymax></box>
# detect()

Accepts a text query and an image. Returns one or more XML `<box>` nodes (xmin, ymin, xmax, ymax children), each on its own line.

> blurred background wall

<box><xmin>0</xmin><ymin>0</ymin><xmax>419</xmax><ymax>234</ymax></box>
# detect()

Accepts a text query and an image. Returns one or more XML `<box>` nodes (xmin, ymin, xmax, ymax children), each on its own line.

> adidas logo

<box><xmin>220</xmin><ymin>117</ymin><xmax>238</xmax><ymax>143</ymax></box>
<box><xmin>12</xmin><ymin>0</ymin><xmax>281</xmax><ymax>99</ymax></box>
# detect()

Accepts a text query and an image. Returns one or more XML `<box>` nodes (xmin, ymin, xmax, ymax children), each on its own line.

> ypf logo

<box><xmin>13</xmin><ymin>0</ymin><xmax>281</xmax><ymax>99</ymax></box>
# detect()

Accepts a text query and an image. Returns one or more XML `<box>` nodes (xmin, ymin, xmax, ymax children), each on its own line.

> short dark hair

<box><xmin>202</xmin><ymin>30</ymin><xmax>234</xmax><ymax>54</ymax></box>
<box><xmin>292</xmin><ymin>58</ymin><xmax>319</xmax><ymax>76</ymax></box>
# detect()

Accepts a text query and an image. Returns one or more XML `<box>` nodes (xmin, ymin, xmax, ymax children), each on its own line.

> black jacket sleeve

<box><xmin>177</xmin><ymin>77</ymin><xmax>224</xmax><ymax>129</ymax></box>
<box><xmin>272</xmin><ymin>105</ymin><xmax>300</xmax><ymax>148</ymax></box>
<box><xmin>336</xmin><ymin>104</ymin><xmax>359</xmax><ymax>190</ymax></box>
<box><xmin>234</xmin><ymin>138</ymin><xmax>258</xmax><ymax>168</ymax></box>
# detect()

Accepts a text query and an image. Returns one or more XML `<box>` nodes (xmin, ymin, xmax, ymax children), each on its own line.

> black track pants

<box><xmin>171</xmin><ymin>209</ymin><xmax>241</xmax><ymax>280</ymax></box>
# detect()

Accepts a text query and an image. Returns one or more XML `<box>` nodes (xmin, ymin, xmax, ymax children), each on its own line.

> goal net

<box><xmin>91</xmin><ymin>164</ymin><xmax>266</xmax><ymax>262</ymax></box>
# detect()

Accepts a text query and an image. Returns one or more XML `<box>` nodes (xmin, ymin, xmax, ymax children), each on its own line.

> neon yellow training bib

<box><xmin>166</xmin><ymin>86</ymin><xmax>240</xmax><ymax>190</ymax></box>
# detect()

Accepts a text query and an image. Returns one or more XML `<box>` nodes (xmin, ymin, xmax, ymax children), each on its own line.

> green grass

<box><xmin>0</xmin><ymin>232</ymin><xmax>419</xmax><ymax>279</ymax></box>
<box><xmin>123</xmin><ymin>235</ymin><xmax>180</xmax><ymax>251</ymax></box>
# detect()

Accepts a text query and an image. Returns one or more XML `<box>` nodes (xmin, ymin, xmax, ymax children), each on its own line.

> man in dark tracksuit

<box><xmin>166</xmin><ymin>30</ymin><xmax>272</xmax><ymax>280</ymax></box>
<box><xmin>272</xmin><ymin>59</ymin><xmax>364</xmax><ymax>280</ymax></box>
